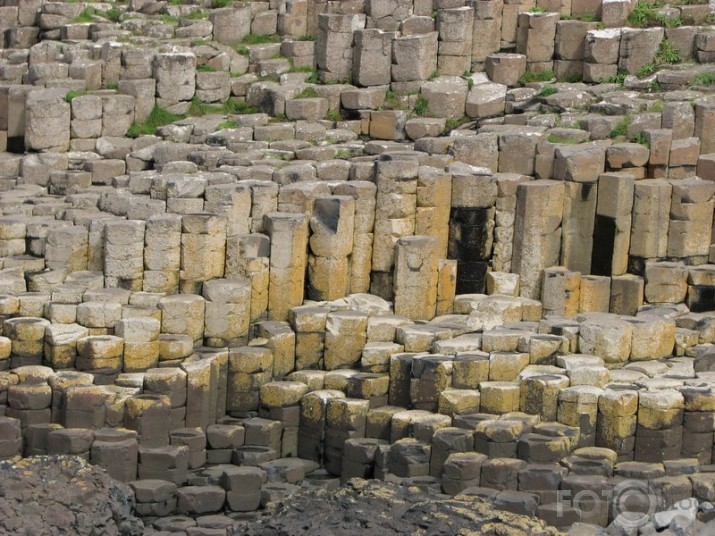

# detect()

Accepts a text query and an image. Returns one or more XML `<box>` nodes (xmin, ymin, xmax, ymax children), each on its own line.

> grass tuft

<box><xmin>520</xmin><ymin>70</ymin><xmax>555</xmax><ymax>84</ymax></box>
<box><xmin>691</xmin><ymin>72</ymin><xmax>715</xmax><ymax>87</ymax></box>
<box><xmin>64</xmin><ymin>90</ymin><xmax>86</xmax><ymax>103</ymax></box>
<box><xmin>413</xmin><ymin>94</ymin><xmax>429</xmax><ymax>117</ymax></box>
<box><xmin>609</xmin><ymin>116</ymin><xmax>633</xmax><ymax>139</ymax></box>
<box><xmin>127</xmin><ymin>106</ymin><xmax>182</xmax><ymax>137</ymax></box>
<box><xmin>547</xmin><ymin>133</ymin><xmax>580</xmax><ymax>144</ymax></box>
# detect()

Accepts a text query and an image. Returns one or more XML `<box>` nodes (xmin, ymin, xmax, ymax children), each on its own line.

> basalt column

<box><xmin>627</xmin><ymin>179</ymin><xmax>672</xmax><ymax>275</ymax></box>
<box><xmin>416</xmin><ymin>166</ymin><xmax>452</xmax><ymax>260</ymax></box>
<box><xmin>265</xmin><ymin>213</ymin><xmax>309</xmax><ymax>322</ymax></box>
<box><xmin>512</xmin><ymin>180</ymin><xmax>564</xmax><ymax>300</ymax></box>
<box><xmin>333</xmin><ymin>181</ymin><xmax>377</xmax><ymax>294</ymax></box>
<box><xmin>394</xmin><ymin>236</ymin><xmax>439</xmax><ymax>321</ymax></box>
<box><xmin>370</xmin><ymin>153</ymin><xmax>419</xmax><ymax>300</ymax></box>
<box><xmin>591</xmin><ymin>172</ymin><xmax>635</xmax><ymax>277</ymax></box>
<box><xmin>143</xmin><ymin>214</ymin><xmax>181</xmax><ymax>294</ymax></box>
<box><xmin>448</xmin><ymin>166</ymin><xmax>497</xmax><ymax>294</ymax></box>
<box><xmin>307</xmin><ymin>196</ymin><xmax>355</xmax><ymax>301</ymax></box>
<box><xmin>668</xmin><ymin>178</ymin><xmax>715</xmax><ymax>266</ymax></box>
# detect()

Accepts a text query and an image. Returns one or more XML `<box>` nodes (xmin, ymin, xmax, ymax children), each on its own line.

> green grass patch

<box><xmin>74</xmin><ymin>7</ymin><xmax>96</xmax><ymax>23</ymax></box>
<box><xmin>326</xmin><ymin>109</ymin><xmax>343</xmax><ymax>122</ymax></box>
<box><xmin>182</xmin><ymin>10</ymin><xmax>207</xmax><ymax>20</ymax></box>
<box><xmin>305</xmin><ymin>71</ymin><xmax>321</xmax><ymax>84</ymax></box>
<box><xmin>648</xmin><ymin>80</ymin><xmax>662</xmax><ymax>92</ymax></box>
<box><xmin>559</xmin><ymin>73</ymin><xmax>582</xmax><ymax>83</ymax></box>
<box><xmin>413</xmin><ymin>94</ymin><xmax>429</xmax><ymax>117</ymax></box>
<box><xmin>463</xmin><ymin>71</ymin><xmax>474</xmax><ymax>91</ymax></box>
<box><xmin>609</xmin><ymin>116</ymin><xmax>633</xmax><ymax>139</ymax></box>
<box><xmin>197</xmin><ymin>65</ymin><xmax>216</xmax><ymax>72</ymax></box>
<box><xmin>106</xmin><ymin>82</ymin><xmax>119</xmax><ymax>90</ymax></box>
<box><xmin>539</xmin><ymin>85</ymin><xmax>559</xmax><ymax>97</ymax></box>
<box><xmin>296</xmin><ymin>87</ymin><xmax>319</xmax><ymax>98</ymax></box>
<box><xmin>528</xmin><ymin>6</ymin><xmax>547</xmax><ymax>13</ymax></box>
<box><xmin>217</xmin><ymin>120</ymin><xmax>238</xmax><ymax>129</ymax></box>
<box><xmin>601</xmin><ymin>71</ymin><xmax>627</xmax><ymax>85</ymax></box>
<box><xmin>547</xmin><ymin>133</ymin><xmax>580</xmax><ymax>144</ymax></box>
<box><xmin>655</xmin><ymin>38</ymin><xmax>681</xmax><ymax>64</ymax></box>
<box><xmin>631</xmin><ymin>132</ymin><xmax>650</xmax><ymax>147</ymax></box>
<box><xmin>578</xmin><ymin>14</ymin><xmax>599</xmax><ymax>22</ymax></box>
<box><xmin>64</xmin><ymin>90</ymin><xmax>87</xmax><ymax>103</ymax></box>
<box><xmin>520</xmin><ymin>70</ymin><xmax>555</xmax><ymax>84</ymax></box>
<box><xmin>636</xmin><ymin>63</ymin><xmax>658</xmax><ymax>77</ymax></box>
<box><xmin>102</xmin><ymin>6</ymin><xmax>122</xmax><ymax>22</ymax></box>
<box><xmin>627</xmin><ymin>1</ymin><xmax>682</xmax><ymax>27</ymax></box>
<box><xmin>444</xmin><ymin>116</ymin><xmax>471</xmax><ymax>133</ymax></box>
<box><xmin>297</xmin><ymin>34</ymin><xmax>314</xmax><ymax>41</ymax></box>
<box><xmin>222</xmin><ymin>98</ymin><xmax>260</xmax><ymax>115</ymax></box>
<box><xmin>242</xmin><ymin>33</ymin><xmax>281</xmax><ymax>45</ymax></box>
<box><xmin>691</xmin><ymin>72</ymin><xmax>715</xmax><ymax>87</ymax></box>
<box><xmin>127</xmin><ymin>106</ymin><xmax>182</xmax><ymax>137</ymax></box>
<box><xmin>384</xmin><ymin>90</ymin><xmax>400</xmax><ymax>110</ymax></box>
<box><xmin>186</xmin><ymin>96</ymin><xmax>260</xmax><ymax>117</ymax></box>
<box><xmin>213</xmin><ymin>0</ymin><xmax>235</xmax><ymax>8</ymax></box>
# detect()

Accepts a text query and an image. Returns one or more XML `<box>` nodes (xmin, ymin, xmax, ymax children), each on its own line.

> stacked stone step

<box><xmin>448</xmin><ymin>165</ymin><xmax>496</xmax><ymax>294</ymax></box>
<box><xmin>227</xmin><ymin>346</ymin><xmax>272</xmax><ymax>415</ymax></box>
<box><xmin>340</xmin><ymin>437</ymin><xmax>387</xmax><ymax>483</ymax></box>
<box><xmin>6</xmin><ymin>365</ymin><xmax>52</xmax><ymax>429</ymax></box>
<box><xmin>143</xmin><ymin>214</ymin><xmax>181</xmax><ymax>294</ymax></box>
<box><xmin>0</xmin><ymin>415</ymin><xmax>23</xmax><ymax>458</ymax></box>
<box><xmin>298</xmin><ymin>389</ymin><xmax>345</xmax><ymax>464</ymax></box>
<box><xmin>307</xmin><ymin>196</ymin><xmax>355</xmax><ymax>301</ymax></box>
<box><xmin>628</xmin><ymin>180</ymin><xmax>673</xmax><ymax>275</ymax></box>
<box><xmin>583</xmin><ymin>28</ymin><xmax>621</xmax><ymax>83</ymax></box>
<box><xmin>47</xmin><ymin>426</ymin><xmax>94</xmax><ymax>460</ymax></box>
<box><xmin>91</xmin><ymin>427</ymin><xmax>139</xmax><ymax>482</ymax></box>
<box><xmin>224</xmin><ymin>233</ymin><xmax>270</xmax><ymax>322</ymax></box>
<box><xmin>205</xmin><ymin>422</ymin><xmax>244</xmax><ymax>465</ymax></box>
<box><xmin>289</xmin><ymin>305</ymin><xmax>329</xmax><ymax>370</ymax></box>
<box><xmin>180</xmin><ymin>213</ymin><xmax>226</xmax><ymax>295</ymax></box>
<box><xmin>680</xmin><ymin>386</ymin><xmax>715</xmax><ymax>465</ymax></box>
<box><xmin>333</xmin><ymin>181</ymin><xmax>377</xmax><ymax>295</ymax></box>
<box><xmin>370</xmin><ymin>153</ymin><xmax>419</xmax><ymax>299</ymax></box>
<box><xmin>242</xmin><ymin>417</ymin><xmax>283</xmax><ymax>463</ymax></box>
<box><xmin>668</xmin><ymin>178</ymin><xmax>714</xmax><ymax>266</ymax></box>
<box><xmin>516</xmin><ymin>11</ymin><xmax>559</xmax><ymax>74</ymax></box>
<box><xmin>143</xmin><ymin>367</ymin><xmax>188</xmax><ymax>431</ymax></box>
<box><xmin>5</xmin><ymin>317</ymin><xmax>49</xmax><ymax>368</ymax></box>
<box><xmin>259</xmin><ymin>381</ymin><xmax>308</xmax><ymax>457</ymax></box>
<box><xmin>324</xmin><ymin>397</ymin><xmax>369</xmax><ymax>476</ymax></box>
<box><xmin>687</xmin><ymin>265</ymin><xmax>715</xmax><ymax>312</ymax></box>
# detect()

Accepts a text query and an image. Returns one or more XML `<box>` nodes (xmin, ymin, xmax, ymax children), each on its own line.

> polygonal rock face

<box><xmin>6</xmin><ymin>0</ymin><xmax>715</xmax><ymax>528</ymax></box>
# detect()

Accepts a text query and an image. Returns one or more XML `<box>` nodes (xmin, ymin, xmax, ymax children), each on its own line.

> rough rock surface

<box><xmin>0</xmin><ymin>455</ymin><xmax>143</xmax><ymax>536</ymax></box>
<box><xmin>232</xmin><ymin>479</ymin><xmax>560</xmax><ymax>536</ymax></box>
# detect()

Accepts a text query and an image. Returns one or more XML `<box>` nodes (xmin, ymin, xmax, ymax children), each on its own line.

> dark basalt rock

<box><xmin>230</xmin><ymin>478</ymin><xmax>561</xmax><ymax>536</ymax></box>
<box><xmin>0</xmin><ymin>455</ymin><xmax>143</xmax><ymax>536</ymax></box>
